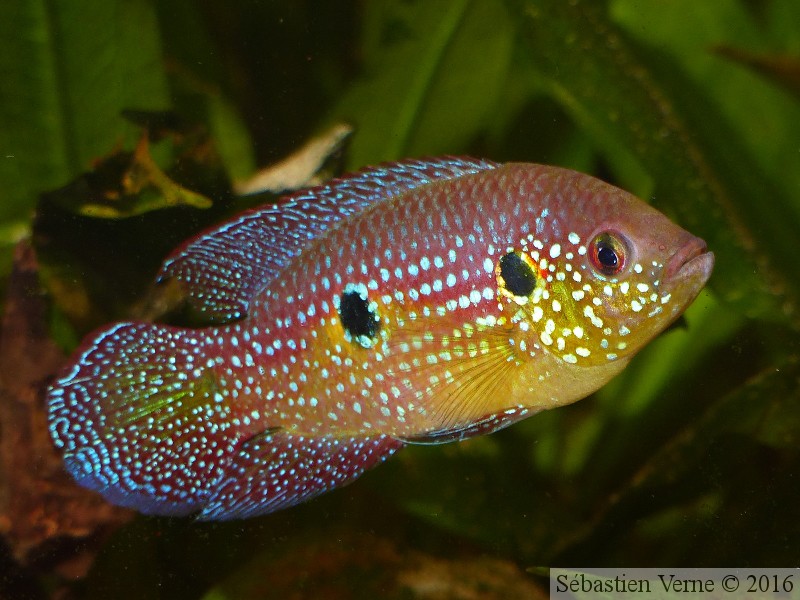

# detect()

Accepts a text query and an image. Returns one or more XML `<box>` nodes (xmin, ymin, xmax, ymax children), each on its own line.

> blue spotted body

<box><xmin>48</xmin><ymin>157</ymin><xmax>713</xmax><ymax>519</ymax></box>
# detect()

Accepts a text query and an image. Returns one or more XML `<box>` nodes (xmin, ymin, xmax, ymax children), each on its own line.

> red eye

<box><xmin>590</xmin><ymin>232</ymin><xmax>627</xmax><ymax>276</ymax></box>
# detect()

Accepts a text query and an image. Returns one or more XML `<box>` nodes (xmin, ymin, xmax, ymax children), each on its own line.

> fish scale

<box><xmin>160</xmin><ymin>157</ymin><xmax>497</xmax><ymax>322</ymax></box>
<box><xmin>48</xmin><ymin>157</ymin><xmax>713</xmax><ymax>519</ymax></box>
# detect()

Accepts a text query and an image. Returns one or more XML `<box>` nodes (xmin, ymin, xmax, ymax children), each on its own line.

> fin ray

<box><xmin>398</xmin><ymin>408</ymin><xmax>530</xmax><ymax>445</ymax></box>
<box><xmin>199</xmin><ymin>432</ymin><xmax>403</xmax><ymax>520</ymax></box>
<box><xmin>387</xmin><ymin>318</ymin><xmax>530</xmax><ymax>439</ymax></box>
<box><xmin>159</xmin><ymin>157</ymin><xmax>499</xmax><ymax>322</ymax></box>
<box><xmin>48</xmin><ymin>322</ymin><xmax>235</xmax><ymax>516</ymax></box>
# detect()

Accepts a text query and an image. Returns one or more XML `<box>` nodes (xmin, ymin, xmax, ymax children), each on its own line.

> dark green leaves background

<box><xmin>2</xmin><ymin>0</ymin><xmax>800</xmax><ymax>598</ymax></box>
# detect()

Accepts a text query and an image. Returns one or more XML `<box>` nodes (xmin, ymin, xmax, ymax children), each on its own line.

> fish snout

<box><xmin>663</xmin><ymin>235</ymin><xmax>714</xmax><ymax>283</ymax></box>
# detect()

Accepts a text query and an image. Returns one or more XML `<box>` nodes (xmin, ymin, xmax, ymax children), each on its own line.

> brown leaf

<box><xmin>205</xmin><ymin>531</ymin><xmax>546</xmax><ymax>600</ymax></box>
<box><xmin>0</xmin><ymin>241</ymin><xmax>131</xmax><ymax>577</ymax></box>
<box><xmin>234</xmin><ymin>123</ymin><xmax>353</xmax><ymax>195</ymax></box>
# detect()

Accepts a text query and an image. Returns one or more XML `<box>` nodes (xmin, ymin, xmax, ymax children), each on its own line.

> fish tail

<box><xmin>47</xmin><ymin>322</ymin><xmax>234</xmax><ymax>516</ymax></box>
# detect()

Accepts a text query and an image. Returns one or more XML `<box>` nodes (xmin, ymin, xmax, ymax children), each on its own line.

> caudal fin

<box><xmin>48</xmin><ymin>322</ymin><xmax>404</xmax><ymax>520</ymax></box>
<box><xmin>47</xmin><ymin>322</ymin><xmax>235</xmax><ymax>516</ymax></box>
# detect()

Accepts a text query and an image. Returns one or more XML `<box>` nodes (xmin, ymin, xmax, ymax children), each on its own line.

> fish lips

<box><xmin>664</xmin><ymin>236</ymin><xmax>715</xmax><ymax>285</ymax></box>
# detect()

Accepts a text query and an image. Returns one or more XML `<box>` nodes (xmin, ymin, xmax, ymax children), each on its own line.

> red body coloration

<box><xmin>48</xmin><ymin>158</ymin><xmax>713</xmax><ymax>520</ymax></box>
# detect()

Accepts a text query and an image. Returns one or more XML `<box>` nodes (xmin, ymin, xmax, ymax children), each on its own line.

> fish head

<box><xmin>498</xmin><ymin>166</ymin><xmax>715</xmax><ymax>367</ymax></box>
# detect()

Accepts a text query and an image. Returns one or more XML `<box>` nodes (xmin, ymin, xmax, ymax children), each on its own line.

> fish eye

<box><xmin>590</xmin><ymin>232</ymin><xmax>628</xmax><ymax>277</ymax></box>
<box><xmin>497</xmin><ymin>251</ymin><xmax>537</xmax><ymax>299</ymax></box>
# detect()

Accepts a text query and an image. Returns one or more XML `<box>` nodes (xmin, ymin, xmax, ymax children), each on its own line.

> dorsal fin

<box><xmin>158</xmin><ymin>156</ymin><xmax>500</xmax><ymax>323</ymax></box>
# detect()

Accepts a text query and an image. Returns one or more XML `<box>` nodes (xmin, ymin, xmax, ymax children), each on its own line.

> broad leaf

<box><xmin>508</xmin><ymin>0</ymin><xmax>800</xmax><ymax>327</ymax></box>
<box><xmin>0</xmin><ymin>0</ymin><xmax>169</xmax><ymax>225</ymax></box>
<box><xmin>328</xmin><ymin>0</ymin><xmax>515</xmax><ymax>167</ymax></box>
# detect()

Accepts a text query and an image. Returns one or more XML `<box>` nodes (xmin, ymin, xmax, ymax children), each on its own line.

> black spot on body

<box><xmin>339</xmin><ymin>290</ymin><xmax>379</xmax><ymax>341</ymax></box>
<box><xmin>499</xmin><ymin>252</ymin><xmax>537</xmax><ymax>297</ymax></box>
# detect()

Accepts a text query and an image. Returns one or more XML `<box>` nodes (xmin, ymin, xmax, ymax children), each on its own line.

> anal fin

<box><xmin>199</xmin><ymin>431</ymin><xmax>404</xmax><ymax>520</ymax></box>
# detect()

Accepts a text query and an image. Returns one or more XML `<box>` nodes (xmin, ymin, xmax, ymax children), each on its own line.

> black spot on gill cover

<box><xmin>339</xmin><ymin>290</ymin><xmax>379</xmax><ymax>340</ymax></box>
<box><xmin>499</xmin><ymin>252</ymin><xmax>537</xmax><ymax>297</ymax></box>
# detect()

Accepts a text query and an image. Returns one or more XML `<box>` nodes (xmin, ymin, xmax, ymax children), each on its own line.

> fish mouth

<box><xmin>664</xmin><ymin>236</ymin><xmax>714</xmax><ymax>282</ymax></box>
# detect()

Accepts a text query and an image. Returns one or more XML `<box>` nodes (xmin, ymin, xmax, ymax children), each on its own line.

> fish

<box><xmin>47</xmin><ymin>157</ymin><xmax>714</xmax><ymax>520</ymax></box>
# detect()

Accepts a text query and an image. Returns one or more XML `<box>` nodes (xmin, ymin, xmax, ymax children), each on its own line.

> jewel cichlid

<box><xmin>48</xmin><ymin>157</ymin><xmax>714</xmax><ymax>520</ymax></box>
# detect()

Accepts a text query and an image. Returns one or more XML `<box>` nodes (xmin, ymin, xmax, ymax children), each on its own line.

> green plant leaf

<box><xmin>554</xmin><ymin>358</ymin><xmax>800</xmax><ymax>566</ymax></box>
<box><xmin>714</xmin><ymin>46</ymin><xmax>800</xmax><ymax>102</ymax></box>
<box><xmin>610</xmin><ymin>0</ymin><xmax>800</xmax><ymax>227</ymax></box>
<box><xmin>0</xmin><ymin>0</ymin><xmax>169</xmax><ymax>226</ymax></box>
<box><xmin>153</xmin><ymin>0</ymin><xmax>257</xmax><ymax>185</ymax></box>
<box><xmin>6</xmin><ymin>2</ymin><xmax>800</xmax><ymax>594</ymax></box>
<box><xmin>328</xmin><ymin>0</ymin><xmax>515</xmax><ymax>167</ymax></box>
<box><xmin>507</xmin><ymin>0</ymin><xmax>800</xmax><ymax>328</ymax></box>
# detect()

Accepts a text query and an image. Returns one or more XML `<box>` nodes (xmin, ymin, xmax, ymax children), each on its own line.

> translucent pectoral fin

<box><xmin>387</xmin><ymin>316</ymin><xmax>530</xmax><ymax>440</ymax></box>
<box><xmin>396</xmin><ymin>406</ymin><xmax>531</xmax><ymax>445</ymax></box>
